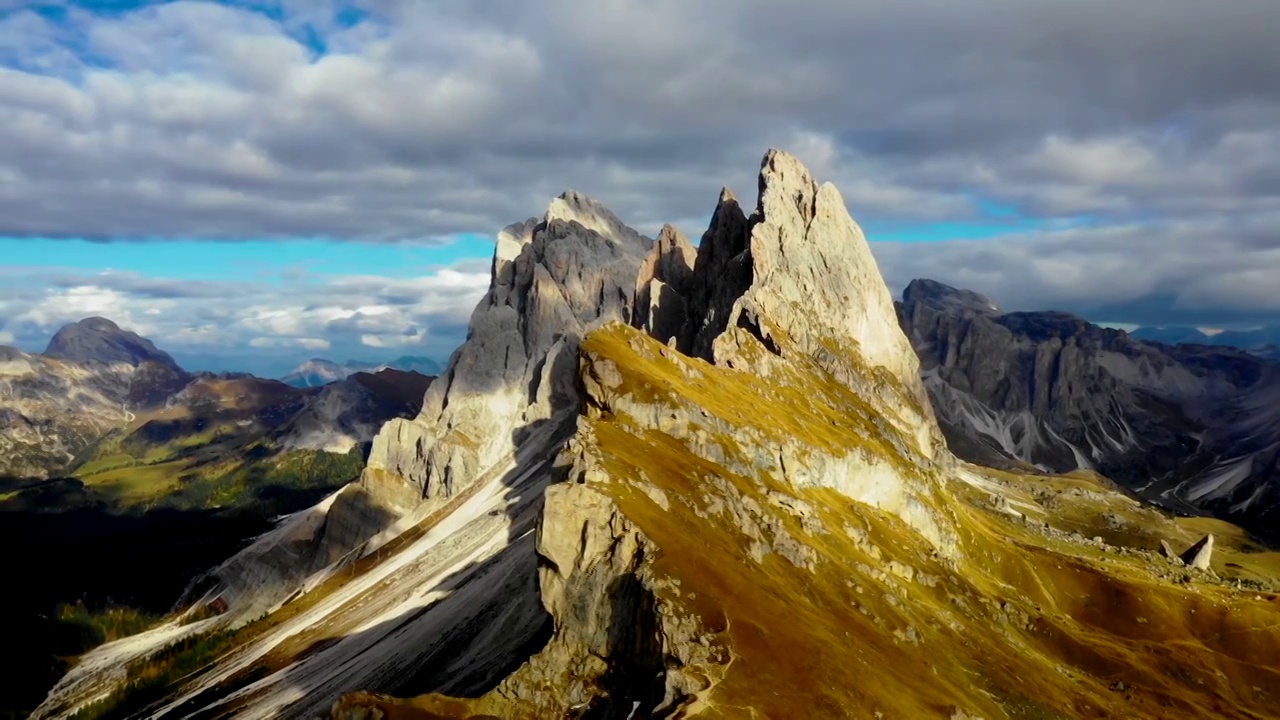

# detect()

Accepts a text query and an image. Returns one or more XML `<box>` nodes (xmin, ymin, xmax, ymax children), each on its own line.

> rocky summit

<box><xmin>34</xmin><ymin>151</ymin><xmax>1280</xmax><ymax>720</ymax></box>
<box><xmin>45</xmin><ymin>316</ymin><xmax>183</xmax><ymax>370</ymax></box>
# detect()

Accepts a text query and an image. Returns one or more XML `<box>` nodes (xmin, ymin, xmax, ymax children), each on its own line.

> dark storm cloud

<box><xmin>1</xmin><ymin>0</ymin><xmax>1279</xmax><ymax>327</ymax></box>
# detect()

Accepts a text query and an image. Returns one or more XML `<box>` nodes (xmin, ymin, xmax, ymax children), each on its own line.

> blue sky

<box><xmin>0</xmin><ymin>235</ymin><xmax>494</xmax><ymax>280</ymax></box>
<box><xmin>3</xmin><ymin>0</ymin><xmax>1279</xmax><ymax>374</ymax></box>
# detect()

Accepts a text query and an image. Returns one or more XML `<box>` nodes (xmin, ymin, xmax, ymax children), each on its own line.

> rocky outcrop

<box><xmin>633</xmin><ymin>224</ymin><xmax>696</xmax><ymax>345</ymax></box>
<box><xmin>335</xmin><ymin>149</ymin><xmax>962</xmax><ymax>720</ymax></box>
<box><xmin>1180</xmin><ymin>533</ymin><xmax>1214</xmax><ymax>570</ymax></box>
<box><xmin>472</xmin><ymin>483</ymin><xmax>726</xmax><ymax>717</ymax></box>
<box><xmin>681</xmin><ymin>189</ymin><xmax>755</xmax><ymax>360</ymax></box>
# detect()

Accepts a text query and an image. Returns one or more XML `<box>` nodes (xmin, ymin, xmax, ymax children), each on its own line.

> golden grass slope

<box><xmin>341</xmin><ymin>323</ymin><xmax>1280</xmax><ymax>719</ymax></box>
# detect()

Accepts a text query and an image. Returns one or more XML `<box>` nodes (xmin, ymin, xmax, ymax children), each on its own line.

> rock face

<box><xmin>898</xmin><ymin>279</ymin><xmax>1280</xmax><ymax>539</ymax></box>
<box><xmin>364</xmin><ymin>191</ymin><xmax>651</xmax><ymax>505</ymax></box>
<box><xmin>633</xmin><ymin>223</ymin><xmax>696</xmax><ymax>345</ymax></box>
<box><xmin>480</xmin><ymin>482</ymin><xmax>726</xmax><ymax>716</ymax></box>
<box><xmin>334</xmin><ymin>150</ymin><xmax>959</xmax><ymax>719</ymax></box>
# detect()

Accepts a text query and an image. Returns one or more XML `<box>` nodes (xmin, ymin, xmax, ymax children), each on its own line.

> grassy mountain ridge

<box><xmin>342</xmin><ymin>322</ymin><xmax>1280</xmax><ymax>719</ymax></box>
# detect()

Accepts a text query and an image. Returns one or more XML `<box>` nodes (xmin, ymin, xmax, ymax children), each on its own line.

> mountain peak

<box><xmin>736</xmin><ymin>149</ymin><xmax>931</xmax><ymax>388</ymax></box>
<box><xmin>546</xmin><ymin>190</ymin><xmax>650</xmax><ymax>249</ymax></box>
<box><xmin>79</xmin><ymin>316</ymin><xmax>122</xmax><ymax>332</ymax></box>
<box><xmin>902</xmin><ymin>278</ymin><xmax>1001</xmax><ymax>315</ymax></box>
<box><xmin>44</xmin><ymin>316</ymin><xmax>181</xmax><ymax>370</ymax></box>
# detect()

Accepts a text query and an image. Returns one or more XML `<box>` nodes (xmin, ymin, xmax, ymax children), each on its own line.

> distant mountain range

<box><xmin>280</xmin><ymin>356</ymin><xmax>444</xmax><ymax>388</ymax></box>
<box><xmin>898</xmin><ymin>279</ymin><xmax>1280</xmax><ymax>540</ymax></box>
<box><xmin>0</xmin><ymin>317</ymin><xmax>436</xmax><ymax>488</ymax></box>
<box><xmin>1129</xmin><ymin>324</ymin><xmax>1280</xmax><ymax>360</ymax></box>
<box><xmin>0</xmin><ymin>317</ymin><xmax>440</xmax><ymax>718</ymax></box>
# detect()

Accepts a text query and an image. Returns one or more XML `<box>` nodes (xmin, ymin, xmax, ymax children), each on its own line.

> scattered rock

<box><xmin>1158</xmin><ymin>539</ymin><xmax>1183</xmax><ymax>564</ymax></box>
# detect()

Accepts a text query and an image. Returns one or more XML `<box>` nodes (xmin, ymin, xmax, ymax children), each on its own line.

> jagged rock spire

<box><xmin>736</xmin><ymin>149</ymin><xmax>926</xmax><ymax>386</ymax></box>
<box><xmin>367</xmin><ymin>189</ymin><xmax>652</xmax><ymax>502</ymax></box>
<box><xmin>634</xmin><ymin>224</ymin><xmax>696</xmax><ymax>345</ymax></box>
<box><xmin>667</xmin><ymin>149</ymin><xmax>946</xmax><ymax>459</ymax></box>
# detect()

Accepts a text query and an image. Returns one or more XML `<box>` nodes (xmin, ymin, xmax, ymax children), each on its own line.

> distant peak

<box><xmin>545</xmin><ymin>190</ymin><xmax>650</xmax><ymax>248</ymax></box>
<box><xmin>44</xmin><ymin>316</ymin><xmax>182</xmax><ymax>370</ymax></box>
<box><xmin>902</xmin><ymin>279</ymin><xmax>1001</xmax><ymax>315</ymax></box>
<box><xmin>76</xmin><ymin>316</ymin><xmax>123</xmax><ymax>332</ymax></box>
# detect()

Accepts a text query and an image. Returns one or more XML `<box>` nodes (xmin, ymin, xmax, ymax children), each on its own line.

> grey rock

<box><xmin>365</xmin><ymin>190</ymin><xmax>652</xmax><ymax>505</ymax></box>
<box><xmin>1181</xmin><ymin>534</ymin><xmax>1214</xmax><ymax>570</ymax></box>
<box><xmin>1158</xmin><ymin>540</ymin><xmax>1184</xmax><ymax>565</ymax></box>
<box><xmin>898</xmin><ymin>278</ymin><xmax>1280</xmax><ymax>542</ymax></box>
<box><xmin>477</xmin><ymin>482</ymin><xmax>728</xmax><ymax>718</ymax></box>
<box><xmin>681</xmin><ymin>188</ymin><xmax>755</xmax><ymax>360</ymax></box>
<box><xmin>701</xmin><ymin>149</ymin><xmax>947</xmax><ymax>463</ymax></box>
<box><xmin>634</xmin><ymin>223</ymin><xmax>696</xmax><ymax>345</ymax></box>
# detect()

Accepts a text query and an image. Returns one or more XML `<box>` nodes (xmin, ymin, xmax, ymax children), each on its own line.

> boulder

<box><xmin>1180</xmin><ymin>534</ymin><xmax>1214</xmax><ymax>570</ymax></box>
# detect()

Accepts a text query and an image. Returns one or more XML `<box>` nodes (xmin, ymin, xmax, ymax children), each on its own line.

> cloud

<box><xmin>873</xmin><ymin>214</ymin><xmax>1280</xmax><ymax>326</ymax></box>
<box><xmin>249</xmin><ymin>336</ymin><xmax>332</xmax><ymax>350</ymax></box>
<box><xmin>1</xmin><ymin>256</ymin><xmax>490</xmax><ymax>375</ymax></box>
<box><xmin>1</xmin><ymin>1</ymin><xmax>1279</xmax><ymax>328</ymax></box>
<box><xmin>0</xmin><ymin>331</ymin><xmax>13</xmax><ymax>344</ymax></box>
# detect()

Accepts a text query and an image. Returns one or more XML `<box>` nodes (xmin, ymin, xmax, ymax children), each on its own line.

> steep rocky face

<box><xmin>898</xmin><ymin>278</ymin><xmax>1280</xmax><ymax>538</ymax></box>
<box><xmin>338</xmin><ymin>150</ymin><xmax>965</xmax><ymax>719</ymax></box>
<box><xmin>644</xmin><ymin>152</ymin><xmax>945</xmax><ymax>462</ymax></box>
<box><xmin>632</xmin><ymin>223</ymin><xmax>696</xmax><ymax>345</ymax></box>
<box><xmin>365</xmin><ymin>191</ymin><xmax>652</xmax><ymax>505</ymax></box>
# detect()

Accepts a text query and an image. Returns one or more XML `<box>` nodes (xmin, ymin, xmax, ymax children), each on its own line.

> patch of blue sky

<box><xmin>0</xmin><ymin>234</ymin><xmax>496</xmax><ymax>282</ymax></box>
<box><xmin>864</xmin><ymin>194</ymin><xmax>1100</xmax><ymax>243</ymax></box>
<box><xmin>864</xmin><ymin>216</ymin><xmax>1096</xmax><ymax>243</ymax></box>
